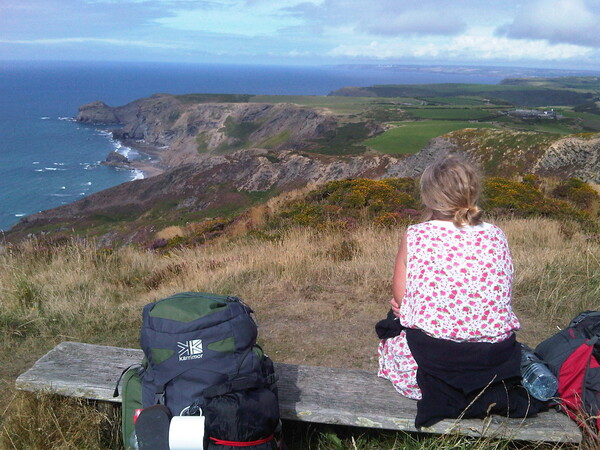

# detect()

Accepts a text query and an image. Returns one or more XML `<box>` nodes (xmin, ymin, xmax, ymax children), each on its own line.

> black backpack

<box><xmin>117</xmin><ymin>292</ymin><xmax>280</xmax><ymax>449</ymax></box>
<box><xmin>535</xmin><ymin>310</ymin><xmax>600</xmax><ymax>439</ymax></box>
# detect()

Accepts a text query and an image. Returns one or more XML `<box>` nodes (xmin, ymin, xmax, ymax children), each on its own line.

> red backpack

<box><xmin>535</xmin><ymin>311</ymin><xmax>600</xmax><ymax>439</ymax></box>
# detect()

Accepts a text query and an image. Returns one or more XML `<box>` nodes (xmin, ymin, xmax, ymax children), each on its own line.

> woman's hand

<box><xmin>390</xmin><ymin>297</ymin><xmax>401</xmax><ymax>317</ymax></box>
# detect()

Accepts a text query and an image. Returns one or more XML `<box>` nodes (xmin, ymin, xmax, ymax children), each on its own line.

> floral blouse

<box><xmin>399</xmin><ymin>220</ymin><xmax>520</xmax><ymax>343</ymax></box>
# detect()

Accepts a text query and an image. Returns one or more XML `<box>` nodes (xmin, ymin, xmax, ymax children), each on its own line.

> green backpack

<box><xmin>115</xmin><ymin>292</ymin><xmax>279</xmax><ymax>449</ymax></box>
<box><xmin>118</xmin><ymin>365</ymin><xmax>143</xmax><ymax>449</ymax></box>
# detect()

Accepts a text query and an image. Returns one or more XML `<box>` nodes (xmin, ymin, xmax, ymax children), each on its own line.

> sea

<box><xmin>0</xmin><ymin>61</ymin><xmax>511</xmax><ymax>231</ymax></box>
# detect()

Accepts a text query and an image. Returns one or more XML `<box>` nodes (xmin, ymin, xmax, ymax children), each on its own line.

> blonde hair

<box><xmin>420</xmin><ymin>154</ymin><xmax>483</xmax><ymax>227</ymax></box>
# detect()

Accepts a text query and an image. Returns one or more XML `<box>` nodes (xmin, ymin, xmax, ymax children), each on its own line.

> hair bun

<box><xmin>453</xmin><ymin>205</ymin><xmax>482</xmax><ymax>227</ymax></box>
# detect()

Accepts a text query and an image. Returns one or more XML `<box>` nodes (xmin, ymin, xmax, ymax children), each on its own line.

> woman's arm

<box><xmin>391</xmin><ymin>232</ymin><xmax>408</xmax><ymax>317</ymax></box>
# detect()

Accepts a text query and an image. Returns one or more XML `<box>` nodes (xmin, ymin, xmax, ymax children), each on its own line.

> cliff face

<box><xmin>533</xmin><ymin>136</ymin><xmax>600</xmax><ymax>182</ymax></box>
<box><xmin>12</xmin><ymin>149</ymin><xmax>407</xmax><ymax>227</ymax></box>
<box><xmin>439</xmin><ymin>129</ymin><xmax>600</xmax><ymax>183</ymax></box>
<box><xmin>76</xmin><ymin>95</ymin><xmax>347</xmax><ymax>167</ymax></box>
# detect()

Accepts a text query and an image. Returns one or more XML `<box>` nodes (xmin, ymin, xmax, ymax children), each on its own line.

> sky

<box><xmin>1</xmin><ymin>0</ymin><xmax>600</xmax><ymax>69</ymax></box>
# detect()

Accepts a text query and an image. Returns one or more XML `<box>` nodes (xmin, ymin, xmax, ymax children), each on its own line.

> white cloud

<box><xmin>328</xmin><ymin>31</ymin><xmax>594</xmax><ymax>62</ymax></box>
<box><xmin>498</xmin><ymin>0</ymin><xmax>600</xmax><ymax>47</ymax></box>
<box><xmin>1</xmin><ymin>0</ymin><xmax>599</xmax><ymax>68</ymax></box>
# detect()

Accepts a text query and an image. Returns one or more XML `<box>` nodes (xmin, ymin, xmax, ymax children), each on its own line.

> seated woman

<box><xmin>378</xmin><ymin>154</ymin><xmax>545</xmax><ymax>427</ymax></box>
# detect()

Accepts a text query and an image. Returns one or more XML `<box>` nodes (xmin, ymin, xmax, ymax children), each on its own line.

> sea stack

<box><xmin>76</xmin><ymin>101</ymin><xmax>120</xmax><ymax>124</ymax></box>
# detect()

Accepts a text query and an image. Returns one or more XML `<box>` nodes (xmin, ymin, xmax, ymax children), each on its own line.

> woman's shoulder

<box><xmin>406</xmin><ymin>221</ymin><xmax>440</xmax><ymax>234</ymax></box>
<box><xmin>407</xmin><ymin>220</ymin><xmax>508</xmax><ymax>237</ymax></box>
<box><xmin>409</xmin><ymin>220</ymin><xmax>490</xmax><ymax>231</ymax></box>
<box><xmin>480</xmin><ymin>222</ymin><xmax>508</xmax><ymax>236</ymax></box>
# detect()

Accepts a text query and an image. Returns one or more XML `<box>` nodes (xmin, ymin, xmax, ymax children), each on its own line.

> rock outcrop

<box><xmin>533</xmin><ymin>136</ymin><xmax>600</xmax><ymax>183</ymax></box>
<box><xmin>101</xmin><ymin>151</ymin><xmax>129</xmax><ymax>167</ymax></box>
<box><xmin>76</xmin><ymin>101</ymin><xmax>121</xmax><ymax>124</ymax></box>
<box><xmin>441</xmin><ymin>130</ymin><xmax>600</xmax><ymax>183</ymax></box>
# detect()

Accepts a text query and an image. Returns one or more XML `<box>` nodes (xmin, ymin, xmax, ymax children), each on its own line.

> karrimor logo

<box><xmin>178</xmin><ymin>339</ymin><xmax>203</xmax><ymax>361</ymax></box>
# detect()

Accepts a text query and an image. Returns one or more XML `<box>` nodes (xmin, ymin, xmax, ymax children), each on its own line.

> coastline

<box><xmin>117</xmin><ymin>138</ymin><xmax>167</xmax><ymax>179</ymax></box>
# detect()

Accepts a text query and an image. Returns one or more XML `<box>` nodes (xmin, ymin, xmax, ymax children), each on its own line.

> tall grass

<box><xmin>1</xmin><ymin>217</ymin><xmax>597</xmax><ymax>448</ymax></box>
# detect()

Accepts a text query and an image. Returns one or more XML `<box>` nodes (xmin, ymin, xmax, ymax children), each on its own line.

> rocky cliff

<box><xmin>75</xmin><ymin>94</ymin><xmax>377</xmax><ymax>168</ymax></box>
<box><xmin>438</xmin><ymin>129</ymin><xmax>600</xmax><ymax>182</ymax></box>
<box><xmin>11</xmin><ymin>149</ymin><xmax>407</xmax><ymax>232</ymax></box>
<box><xmin>533</xmin><ymin>135</ymin><xmax>600</xmax><ymax>182</ymax></box>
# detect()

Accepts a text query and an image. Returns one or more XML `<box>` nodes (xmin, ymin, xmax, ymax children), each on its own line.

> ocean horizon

<box><xmin>0</xmin><ymin>60</ymin><xmax>590</xmax><ymax>231</ymax></box>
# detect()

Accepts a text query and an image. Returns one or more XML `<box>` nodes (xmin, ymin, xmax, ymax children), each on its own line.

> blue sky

<box><xmin>1</xmin><ymin>0</ymin><xmax>600</xmax><ymax>69</ymax></box>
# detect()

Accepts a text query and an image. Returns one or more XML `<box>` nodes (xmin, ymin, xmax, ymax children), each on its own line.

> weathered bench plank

<box><xmin>15</xmin><ymin>342</ymin><xmax>581</xmax><ymax>443</ymax></box>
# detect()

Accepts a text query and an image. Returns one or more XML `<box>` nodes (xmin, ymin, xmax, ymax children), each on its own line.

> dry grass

<box><xmin>0</xmin><ymin>217</ymin><xmax>597</xmax><ymax>448</ymax></box>
<box><xmin>155</xmin><ymin>225</ymin><xmax>185</xmax><ymax>241</ymax></box>
<box><xmin>1</xmin><ymin>392</ymin><xmax>119</xmax><ymax>449</ymax></box>
<box><xmin>503</xmin><ymin>218</ymin><xmax>600</xmax><ymax>345</ymax></box>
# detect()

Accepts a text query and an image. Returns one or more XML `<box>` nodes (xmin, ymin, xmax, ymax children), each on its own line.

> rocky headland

<box><xmin>76</xmin><ymin>94</ymin><xmax>366</xmax><ymax>170</ymax></box>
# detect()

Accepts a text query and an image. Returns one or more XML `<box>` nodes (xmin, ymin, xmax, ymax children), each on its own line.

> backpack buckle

<box><xmin>155</xmin><ymin>391</ymin><xmax>165</xmax><ymax>405</ymax></box>
<box><xmin>266</xmin><ymin>373</ymin><xmax>278</xmax><ymax>386</ymax></box>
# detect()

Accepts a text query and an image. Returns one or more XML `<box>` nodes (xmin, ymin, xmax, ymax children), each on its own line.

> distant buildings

<box><xmin>505</xmin><ymin>109</ymin><xmax>561</xmax><ymax>119</ymax></box>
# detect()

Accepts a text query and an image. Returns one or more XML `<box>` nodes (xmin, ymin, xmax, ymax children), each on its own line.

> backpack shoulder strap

<box><xmin>113</xmin><ymin>364</ymin><xmax>142</xmax><ymax>398</ymax></box>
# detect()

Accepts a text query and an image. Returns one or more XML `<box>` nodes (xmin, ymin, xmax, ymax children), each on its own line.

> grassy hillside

<box><xmin>1</xmin><ymin>177</ymin><xmax>599</xmax><ymax>447</ymax></box>
<box><xmin>1</xmin><ymin>211</ymin><xmax>599</xmax><ymax>448</ymax></box>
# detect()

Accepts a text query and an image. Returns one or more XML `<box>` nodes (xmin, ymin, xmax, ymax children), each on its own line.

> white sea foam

<box><xmin>44</xmin><ymin>167</ymin><xmax>67</xmax><ymax>171</ymax></box>
<box><xmin>118</xmin><ymin>147</ymin><xmax>131</xmax><ymax>158</ymax></box>
<box><xmin>34</xmin><ymin>169</ymin><xmax>43</xmax><ymax>172</ymax></box>
<box><xmin>40</xmin><ymin>117</ymin><xmax>50</xmax><ymax>120</ymax></box>
<box><xmin>53</xmin><ymin>162</ymin><xmax>65</xmax><ymax>166</ymax></box>
<box><xmin>58</xmin><ymin>116</ymin><xmax>75</xmax><ymax>122</ymax></box>
<box><xmin>113</xmin><ymin>142</ymin><xmax>135</xmax><ymax>159</ymax></box>
<box><xmin>14</xmin><ymin>213</ymin><xmax>26</xmax><ymax>217</ymax></box>
<box><xmin>32</xmin><ymin>161</ymin><xmax>40</xmax><ymax>164</ymax></box>
<box><xmin>51</xmin><ymin>193</ymin><xmax>74</xmax><ymax>197</ymax></box>
<box><xmin>83</xmin><ymin>181</ymin><xmax>92</xmax><ymax>186</ymax></box>
<box><xmin>131</xmin><ymin>169</ymin><xmax>145</xmax><ymax>181</ymax></box>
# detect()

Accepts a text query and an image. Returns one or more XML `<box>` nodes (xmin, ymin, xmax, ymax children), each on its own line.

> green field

<box><xmin>561</xmin><ymin>110</ymin><xmax>600</xmax><ymax>131</ymax></box>
<box><xmin>426</xmin><ymin>96</ymin><xmax>491</xmax><ymax>106</ymax></box>
<box><xmin>508</xmin><ymin>121</ymin><xmax>579</xmax><ymax>135</ymax></box>
<box><xmin>248</xmin><ymin>95</ymin><xmax>418</xmax><ymax>115</ymax></box>
<box><xmin>405</xmin><ymin>107</ymin><xmax>500</xmax><ymax>121</ymax></box>
<box><xmin>363</xmin><ymin>121</ymin><xmax>497</xmax><ymax>154</ymax></box>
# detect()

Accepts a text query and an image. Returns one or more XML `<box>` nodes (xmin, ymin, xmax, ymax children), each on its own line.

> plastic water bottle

<box><xmin>128</xmin><ymin>431</ymin><xmax>139</xmax><ymax>450</ymax></box>
<box><xmin>520</xmin><ymin>344</ymin><xmax>558</xmax><ymax>401</ymax></box>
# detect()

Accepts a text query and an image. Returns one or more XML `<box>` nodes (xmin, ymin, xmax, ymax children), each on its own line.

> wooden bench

<box><xmin>16</xmin><ymin>342</ymin><xmax>581</xmax><ymax>444</ymax></box>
